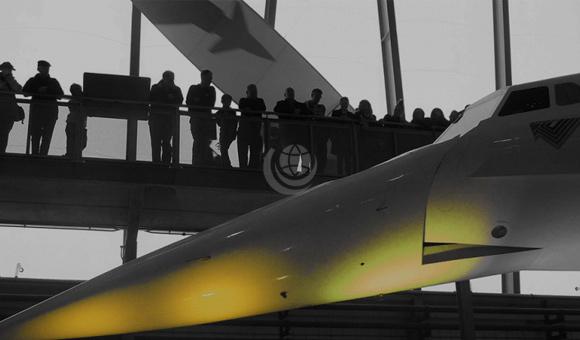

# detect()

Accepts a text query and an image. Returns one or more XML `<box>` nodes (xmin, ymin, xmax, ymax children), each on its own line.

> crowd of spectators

<box><xmin>0</xmin><ymin>61</ymin><xmax>457</xmax><ymax>175</ymax></box>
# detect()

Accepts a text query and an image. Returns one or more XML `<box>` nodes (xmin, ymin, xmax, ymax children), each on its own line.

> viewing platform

<box><xmin>0</xmin><ymin>95</ymin><xmax>444</xmax><ymax>233</ymax></box>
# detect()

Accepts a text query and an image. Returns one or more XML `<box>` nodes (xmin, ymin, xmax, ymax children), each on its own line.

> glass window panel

<box><xmin>555</xmin><ymin>82</ymin><xmax>580</xmax><ymax>106</ymax></box>
<box><xmin>498</xmin><ymin>86</ymin><xmax>550</xmax><ymax>116</ymax></box>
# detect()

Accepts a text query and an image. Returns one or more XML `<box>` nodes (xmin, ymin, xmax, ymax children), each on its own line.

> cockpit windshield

<box><xmin>435</xmin><ymin>88</ymin><xmax>507</xmax><ymax>143</ymax></box>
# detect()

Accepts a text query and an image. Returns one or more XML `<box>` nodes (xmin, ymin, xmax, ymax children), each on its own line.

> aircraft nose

<box><xmin>0</xmin><ymin>247</ymin><xmax>300</xmax><ymax>339</ymax></box>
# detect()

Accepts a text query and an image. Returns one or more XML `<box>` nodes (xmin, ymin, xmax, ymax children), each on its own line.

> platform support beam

<box><xmin>264</xmin><ymin>0</ymin><xmax>278</xmax><ymax>28</ymax></box>
<box><xmin>126</xmin><ymin>4</ymin><xmax>141</xmax><ymax>162</ymax></box>
<box><xmin>502</xmin><ymin>272</ymin><xmax>521</xmax><ymax>294</ymax></box>
<box><xmin>377</xmin><ymin>0</ymin><xmax>404</xmax><ymax>116</ymax></box>
<box><xmin>455</xmin><ymin>280</ymin><xmax>476</xmax><ymax>340</ymax></box>
<box><xmin>122</xmin><ymin>187</ymin><xmax>143</xmax><ymax>263</ymax></box>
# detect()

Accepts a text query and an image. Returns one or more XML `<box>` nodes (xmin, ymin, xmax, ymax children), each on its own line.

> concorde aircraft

<box><xmin>2</xmin><ymin>73</ymin><xmax>580</xmax><ymax>339</ymax></box>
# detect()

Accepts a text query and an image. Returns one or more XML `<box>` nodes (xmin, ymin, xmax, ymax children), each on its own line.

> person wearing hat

<box><xmin>22</xmin><ymin>60</ymin><xmax>64</xmax><ymax>155</ymax></box>
<box><xmin>0</xmin><ymin>61</ymin><xmax>23</xmax><ymax>153</ymax></box>
<box><xmin>148</xmin><ymin>70</ymin><xmax>183</xmax><ymax>164</ymax></box>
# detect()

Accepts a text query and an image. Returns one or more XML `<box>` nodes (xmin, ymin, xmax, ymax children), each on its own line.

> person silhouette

<box><xmin>305</xmin><ymin>89</ymin><xmax>329</xmax><ymax>173</ymax></box>
<box><xmin>411</xmin><ymin>108</ymin><xmax>429</xmax><ymax>128</ymax></box>
<box><xmin>65</xmin><ymin>84</ymin><xmax>87</xmax><ymax>160</ymax></box>
<box><xmin>331</xmin><ymin>97</ymin><xmax>355</xmax><ymax>175</ymax></box>
<box><xmin>238</xmin><ymin>84</ymin><xmax>266</xmax><ymax>169</ymax></box>
<box><xmin>23</xmin><ymin>60</ymin><xmax>64</xmax><ymax>155</ymax></box>
<box><xmin>430</xmin><ymin>107</ymin><xmax>450</xmax><ymax>128</ymax></box>
<box><xmin>355</xmin><ymin>100</ymin><xmax>376</xmax><ymax>125</ymax></box>
<box><xmin>0</xmin><ymin>61</ymin><xmax>23</xmax><ymax>154</ymax></box>
<box><xmin>274</xmin><ymin>87</ymin><xmax>309</xmax><ymax>148</ymax></box>
<box><xmin>149</xmin><ymin>71</ymin><xmax>183</xmax><ymax>164</ymax></box>
<box><xmin>216</xmin><ymin>94</ymin><xmax>237</xmax><ymax>168</ymax></box>
<box><xmin>187</xmin><ymin>70</ymin><xmax>216</xmax><ymax>166</ymax></box>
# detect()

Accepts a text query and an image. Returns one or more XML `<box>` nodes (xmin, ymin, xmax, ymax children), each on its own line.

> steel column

<box><xmin>493</xmin><ymin>0</ymin><xmax>520</xmax><ymax>294</ymax></box>
<box><xmin>126</xmin><ymin>5</ymin><xmax>141</xmax><ymax>162</ymax></box>
<box><xmin>377</xmin><ymin>0</ymin><xmax>404</xmax><ymax>116</ymax></box>
<box><xmin>493</xmin><ymin>0</ymin><xmax>512</xmax><ymax>89</ymax></box>
<box><xmin>455</xmin><ymin>280</ymin><xmax>476</xmax><ymax>340</ymax></box>
<box><xmin>122</xmin><ymin>187</ymin><xmax>143</xmax><ymax>263</ymax></box>
<box><xmin>264</xmin><ymin>0</ymin><xmax>278</xmax><ymax>28</ymax></box>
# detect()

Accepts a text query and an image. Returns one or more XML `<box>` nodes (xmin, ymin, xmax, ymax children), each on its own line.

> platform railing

<box><xmin>0</xmin><ymin>92</ymin><xmax>444</xmax><ymax>177</ymax></box>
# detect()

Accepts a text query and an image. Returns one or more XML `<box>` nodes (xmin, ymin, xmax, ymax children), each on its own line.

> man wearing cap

<box><xmin>0</xmin><ymin>62</ymin><xmax>23</xmax><ymax>153</ymax></box>
<box><xmin>149</xmin><ymin>70</ymin><xmax>183</xmax><ymax>164</ymax></box>
<box><xmin>23</xmin><ymin>60</ymin><xmax>64</xmax><ymax>155</ymax></box>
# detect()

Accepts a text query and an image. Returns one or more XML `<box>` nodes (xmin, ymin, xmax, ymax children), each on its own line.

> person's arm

<box><xmin>4</xmin><ymin>75</ymin><xmax>22</xmax><ymax>93</ymax></box>
<box><xmin>175</xmin><ymin>88</ymin><xmax>184</xmax><ymax>105</ymax></box>
<box><xmin>22</xmin><ymin>78</ymin><xmax>35</xmax><ymax>97</ymax></box>
<box><xmin>149</xmin><ymin>84</ymin><xmax>159</xmax><ymax>102</ymax></box>
<box><xmin>46</xmin><ymin>79</ymin><xmax>64</xmax><ymax>99</ymax></box>
<box><xmin>258</xmin><ymin>98</ymin><xmax>266</xmax><ymax>112</ymax></box>
<box><xmin>209</xmin><ymin>87</ymin><xmax>216</xmax><ymax>109</ymax></box>
<box><xmin>186</xmin><ymin>85</ymin><xmax>194</xmax><ymax>106</ymax></box>
<box><xmin>238</xmin><ymin>98</ymin><xmax>247</xmax><ymax>111</ymax></box>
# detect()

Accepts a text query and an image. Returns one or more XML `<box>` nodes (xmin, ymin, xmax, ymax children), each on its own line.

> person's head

<box><xmin>200</xmin><ymin>69</ymin><xmax>212</xmax><ymax>86</ymax></box>
<box><xmin>70</xmin><ymin>83</ymin><xmax>83</xmax><ymax>97</ymax></box>
<box><xmin>412</xmin><ymin>108</ymin><xmax>425</xmax><ymax>121</ymax></box>
<box><xmin>431</xmin><ymin>107</ymin><xmax>444</xmax><ymax>121</ymax></box>
<box><xmin>311</xmin><ymin>88</ymin><xmax>323</xmax><ymax>104</ymax></box>
<box><xmin>394</xmin><ymin>99</ymin><xmax>405</xmax><ymax>120</ymax></box>
<box><xmin>339</xmin><ymin>97</ymin><xmax>349</xmax><ymax>110</ymax></box>
<box><xmin>0</xmin><ymin>61</ymin><xmax>15</xmax><ymax>76</ymax></box>
<box><xmin>221</xmin><ymin>94</ymin><xmax>232</xmax><ymax>108</ymax></box>
<box><xmin>162</xmin><ymin>70</ymin><xmax>175</xmax><ymax>84</ymax></box>
<box><xmin>246</xmin><ymin>84</ymin><xmax>258</xmax><ymax>98</ymax></box>
<box><xmin>358</xmin><ymin>100</ymin><xmax>373</xmax><ymax>116</ymax></box>
<box><xmin>37</xmin><ymin>60</ymin><xmax>51</xmax><ymax>76</ymax></box>
<box><xmin>449</xmin><ymin>110</ymin><xmax>459</xmax><ymax>123</ymax></box>
<box><xmin>284</xmin><ymin>87</ymin><xmax>295</xmax><ymax>100</ymax></box>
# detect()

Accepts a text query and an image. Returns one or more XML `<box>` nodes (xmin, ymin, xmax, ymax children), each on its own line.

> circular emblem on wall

<box><xmin>263</xmin><ymin>144</ymin><xmax>318</xmax><ymax>195</ymax></box>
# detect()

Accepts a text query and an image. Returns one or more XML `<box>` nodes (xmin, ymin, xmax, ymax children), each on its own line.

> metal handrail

<box><xmin>1</xmin><ymin>91</ymin><xmax>444</xmax><ymax>175</ymax></box>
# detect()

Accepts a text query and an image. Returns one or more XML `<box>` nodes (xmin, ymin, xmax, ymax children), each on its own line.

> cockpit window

<box><xmin>435</xmin><ymin>89</ymin><xmax>506</xmax><ymax>143</ymax></box>
<box><xmin>555</xmin><ymin>82</ymin><xmax>580</xmax><ymax>106</ymax></box>
<box><xmin>498</xmin><ymin>86</ymin><xmax>550</xmax><ymax>116</ymax></box>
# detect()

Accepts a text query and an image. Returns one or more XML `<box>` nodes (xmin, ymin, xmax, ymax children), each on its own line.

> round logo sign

<box><xmin>263</xmin><ymin>144</ymin><xmax>318</xmax><ymax>195</ymax></box>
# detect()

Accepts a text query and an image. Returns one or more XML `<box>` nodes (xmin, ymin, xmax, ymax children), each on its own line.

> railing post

<box><xmin>172</xmin><ymin>110</ymin><xmax>181</xmax><ymax>166</ymax></box>
<box><xmin>351</xmin><ymin>122</ymin><xmax>360</xmax><ymax>173</ymax></box>
<box><xmin>263</xmin><ymin>116</ymin><xmax>270</xmax><ymax>154</ymax></box>
<box><xmin>25</xmin><ymin>116</ymin><xmax>31</xmax><ymax>155</ymax></box>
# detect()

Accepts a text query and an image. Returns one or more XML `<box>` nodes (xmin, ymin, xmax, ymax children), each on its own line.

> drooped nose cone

<box><xmin>0</xmin><ymin>247</ymin><xmax>304</xmax><ymax>339</ymax></box>
<box><xmin>0</xmin><ymin>140</ymin><xmax>484</xmax><ymax>339</ymax></box>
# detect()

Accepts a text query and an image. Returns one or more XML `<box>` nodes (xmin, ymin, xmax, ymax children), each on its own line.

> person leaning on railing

<box><xmin>22</xmin><ymin>60</ymin><xmax>64</xmax><ymax>156</ymax></box>
<box><xmin>149</xmin><ymin>71</ymin><xmax>183</xmax><ymax>164</ymax></box>
<box><xmin>305</xmin><ymin>88</ymin><xmax>329</xmax><ymax>174</ymax></box>
<box><xmin>331</xmin><ymin>97</ymin><xmax>356</xmax><ymax>176</ymax></box>
<box><xmin>273</xmin><ymin>87</ymin><xmax>310</xmax><ymax>150</ymax></box>
<box><xmin>238</xmin><ymin>84</ymin><xmax>266</xmax><ymax>169</ymax></box>
<box><xmin>215</xmin><ymin>94</ymin><xmax>237</xmax><ymax>168</ymax></box>
<box><xmin>0</xmin><ymin>62</ymin><xmax>23</xmax><ymax>154</ymax></box>
<box><xmin>187</xmin><ymin>69</ymin><xmax>216</xmax><ymax>166</ymax></box>
<box><xmin>64</xmin><ymin>84</ymin><xmax>87</xmax><ymax>160</ymax></box>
